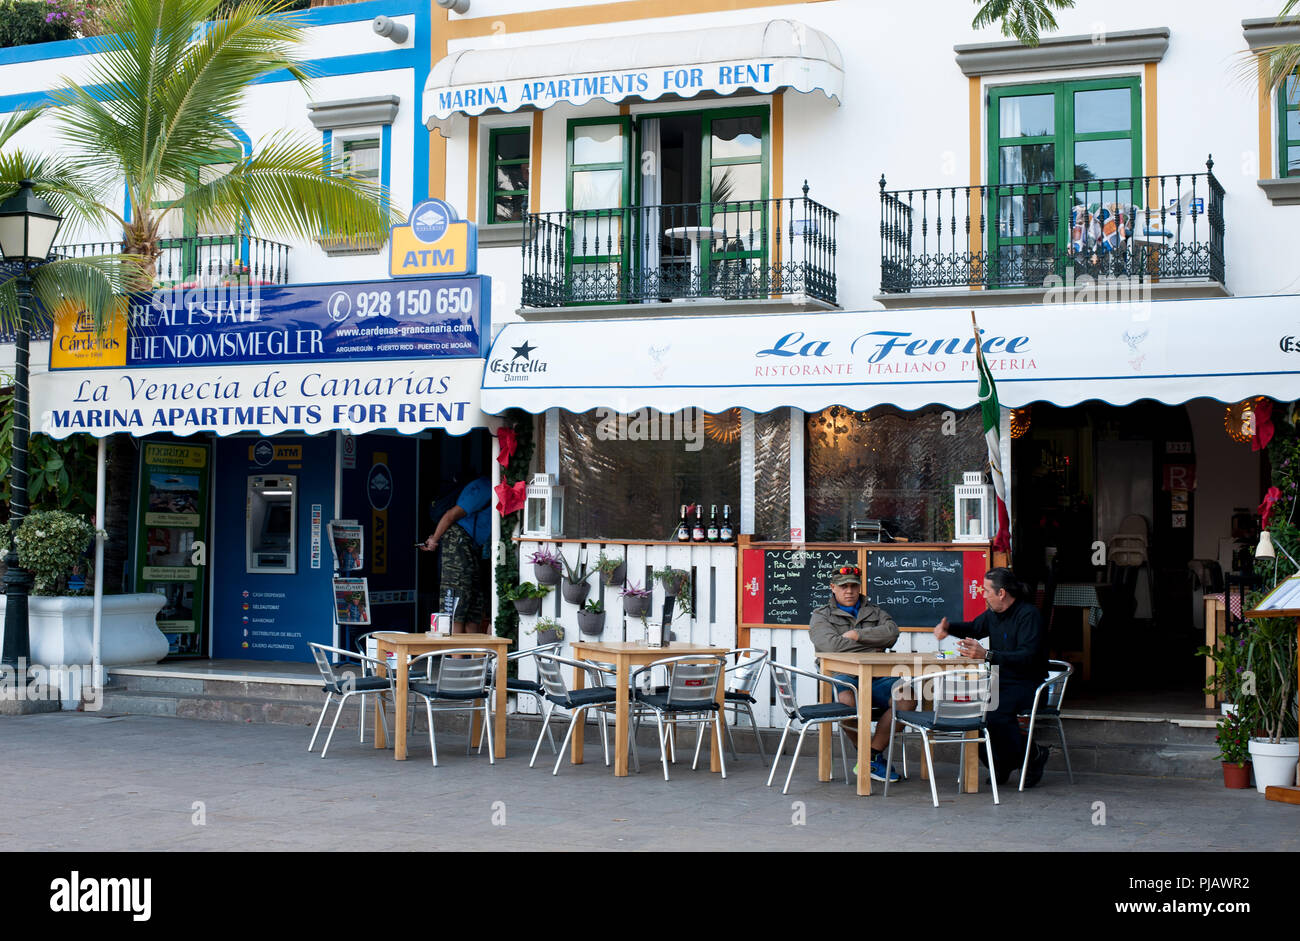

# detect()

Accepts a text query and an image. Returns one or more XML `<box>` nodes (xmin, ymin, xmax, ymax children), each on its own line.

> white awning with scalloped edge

<box><xmin>423</xmin><ymin>19</ymin><xmax>843</xmax><ymax>131</ymax></box>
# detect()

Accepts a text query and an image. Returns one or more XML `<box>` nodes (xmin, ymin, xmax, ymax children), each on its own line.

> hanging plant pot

<box><xmin>1221</xmin><ymin>761</ymin><xmax>1252</xmax><ymax>789</ymax></box>
<box><xmin>513</xmin><ymin>597</ymin><xmax>542</xmax><ymax>616</ymax></box>
<box><xmin>602</xmin><ymin>562</ymin><xmax>627</xmax><ymax>587</ymax></box>
<box><xmin>622</xmin><ymin>594</ymin><xmax>651</xmax><ymax>618</ymax></box>
<box><xmin>561</xmin><ymin>578</ymin><xmax>591</xmax><ymax>605</ymax></box>
<box><xmin>535</xmin><ymin>627</ymin><xmax>563</xmax><ymax>646</ymax></box>
<box><xmin>534</xmin><ymin>563</ymin><xmax>561</xmax><ymax>586</ymax></box>
<box><xmin>658</xmin><ymin>570</ymin><xmax>690</xmax><ymax>597</ymax></box>
<box><xmin>577</xmin><ymin>610</ymin><xmax>606</xmax><ymax>636</ymax></box>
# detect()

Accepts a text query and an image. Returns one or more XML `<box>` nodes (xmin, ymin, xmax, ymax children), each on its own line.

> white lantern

<box><xmin>954</xmin><ymin>471</ymin><xmax>993</xmax><ymax>543</ymax></box>
<box><xmin>523</xmin><ymin>473</ymin><xmax>565</xmax><ymax>538</ymax></box>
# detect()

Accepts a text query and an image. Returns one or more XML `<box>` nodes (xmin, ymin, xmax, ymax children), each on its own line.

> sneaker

<box><xmin>869</xmin><ymin>754</ymin><xmax>901</xmax><ymax>783</ymax></box>
<box><xmin>1022</xmin><ymin>744</ymin><xmax>1051</xmax><ymax>789</ymax></box>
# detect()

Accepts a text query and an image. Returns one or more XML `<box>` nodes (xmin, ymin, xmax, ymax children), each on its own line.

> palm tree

<box><xmin>1254</xmin><ymin>1</ymin><xmax>1300</xmax><ymax>99</ymax></box>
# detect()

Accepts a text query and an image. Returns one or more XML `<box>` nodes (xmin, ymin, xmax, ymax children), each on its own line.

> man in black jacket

<box><xmin>934</xmin><ymin>567</ymin><xmax>1052</xmax><ymax>787</ymax></box>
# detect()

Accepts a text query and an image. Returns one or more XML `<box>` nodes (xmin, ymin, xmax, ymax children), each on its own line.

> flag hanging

<box><xmin>972</xmin><ymin>311</ymin><xmax>1011</xmax><ymax>553</ymax></box>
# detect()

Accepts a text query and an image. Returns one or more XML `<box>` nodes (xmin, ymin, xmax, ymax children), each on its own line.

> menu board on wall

<box><xmin>739</xmin><ymin>543</ymin><xmax>990</xmax><ymax>629</ymax></box>
<box><xmin>135</xmin><ymin>441</ymin><xmax>211</xmax><ymax>656</ymax></box>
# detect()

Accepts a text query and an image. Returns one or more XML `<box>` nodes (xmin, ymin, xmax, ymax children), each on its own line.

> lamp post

<box><xmin>0</xmin><ymin>180</ymin><xmax>63</xmax><ymax>671</ymax></box>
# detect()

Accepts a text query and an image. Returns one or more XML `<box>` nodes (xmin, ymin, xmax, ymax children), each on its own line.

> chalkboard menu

<box><xmin>739</xmin><ymin>542</ymin><xmax>989</xmax><ymax>629</ymax></box>
<box><xmin>866</xmin><ymin>549</ymin><xmax>964</xmax><ymax>626</ymax></box>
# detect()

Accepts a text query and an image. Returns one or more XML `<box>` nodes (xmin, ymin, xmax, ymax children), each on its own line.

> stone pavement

<box><xmin>0</xmin><ymin>711</ymin><xmax>1293</xmax><ymax>853</ymax></box>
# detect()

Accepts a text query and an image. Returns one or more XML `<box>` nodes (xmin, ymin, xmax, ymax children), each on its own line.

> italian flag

<box><xmin>973</xmin><ymin>312</ymin><xmax>1011</xmax><ymax>552</ymax></box>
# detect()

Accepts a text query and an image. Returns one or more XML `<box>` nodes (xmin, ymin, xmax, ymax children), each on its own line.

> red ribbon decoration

<box><xmin>497</xmin><ymin>426</ymin><xmax>518</xmax><ymax>467</ymax></box>
<box><xmin>1251</xmin><ymin>399</ymin><xmax>1274</xmax><ymax>452</ymax></box>
<box><xmin>494</xmin><ymin>479</ymin><xmax>527</xmax><ymax>517</ymax></box>
<box><xmin>1260</xmin><ymin>486</ymin><xmax>1282</xmax><ymax>530</ymax></box>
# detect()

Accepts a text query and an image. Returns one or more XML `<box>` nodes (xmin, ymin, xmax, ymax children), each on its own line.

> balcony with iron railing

<box><xmin>521</xmin><ymin>184</ymin><xmax>837</xmax><ymax>313</ymax></box>
<box><xmin>878</xmin><ymin>158</ymin><xmax>1225</xmax><ymax>306</ymax></box>
<box><xmin>55</xmin><ymin>234</ymin><xmax>292</xmax><ymax>288</ymax></box>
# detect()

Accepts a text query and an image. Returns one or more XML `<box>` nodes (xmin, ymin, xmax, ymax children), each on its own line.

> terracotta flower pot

<box><xmin>534</xmin><ymin>563</ymin><xmax>561</xmax><ymax>586</ymax></box>
<box><xmin>513</xmin><ymin>597</ymin><xmax>542</xmax><ymax>616</ymax></box>
<box><xmin>1221</xmin><ymin>760</ymin><xmax>1252</xmax><ymax>789</ymax></box>
<box><xmin>622</xmin><ymin>594</ymin><xmax>651</xmax><ymax>618</ymax></box>
<box><xmin>561</xmin><ymin>578</ymin><xmax>590</xmax><ymax>604</ymax></box>
<box><xmin>577</xmin><ymin>610</ymin><xmax>606</xmax><ymax>636</ymax></box>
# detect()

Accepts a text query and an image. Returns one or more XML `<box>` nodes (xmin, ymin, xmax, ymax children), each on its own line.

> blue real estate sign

<box><xmin>118</xmin><ymin>275</ymin><xmax>487</xmax><ymax>369</ymax></box>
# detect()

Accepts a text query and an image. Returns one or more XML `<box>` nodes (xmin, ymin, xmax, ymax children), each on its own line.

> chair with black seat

<box><xmin>476</xmin><ymin>641</ymin><xmax>562</xmax><ymax>757</ymax></box>
<box><xmin>884</xmin><ymin>667</ymin><xmax>1000</xmax><ymax>806</ymax></box>
<box><xmin>764</xmin><ymin>661</ymin><xmax>854</xmax><ymax>794</ymax></box>
<box><xmin>631</xmin><ymin>654</ymin><xmax>728</xmax><ymax>781</ymax></box>
<box><xmin>722</xmin><ymin>647</ymin><xmax>769</xmax><ymax>765</ymax></box>
<box><xmin>1018</xmin><ymin>659</ymin><xmax>1075</xmax><ymax>791</ymax></box>
<box><xmin>307</xmin><ymin>642</ymin><xmax>394</xmax><ymax>759</ymax></box>
<box><xmin>405</xmin><ymin>648</ymin><xmax>497</xmax><ymax>767</ymax></box>
<box><xmin>531</xmin><ymin>653</ymin><xmax>620</xmax><ymax>775</ymax></box>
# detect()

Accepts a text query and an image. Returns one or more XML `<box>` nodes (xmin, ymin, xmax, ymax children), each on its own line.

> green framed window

<box><xmin>566</xmin><ymin>116</ymin><xmax>632</xmax><ymax>298</ymax></box>
<box><xmin>340</xmin><ymin>137</ymin><xmax>381</xmax><ymax>182</ymax></box>
<box><xmin>154</xmin><ymin>147</ymin><xmax>244</xmax><ymax>281</ymax></box>
<box><xmin>1278</xmin><ymin>72</ymin><xmax>1300</xmax><ymax>177</ymax></box>
<box><xmin>987</xmin><ymin>77</ymin><xmax>1142</xmax><ymax>284</ymax></box>
<box><xmin>488</xmin><ymin>126</ymin><xmax>530</xmax><ymax>222</ymax></box>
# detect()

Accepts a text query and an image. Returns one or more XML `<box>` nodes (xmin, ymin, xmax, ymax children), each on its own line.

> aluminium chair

<box><xmin>631</xmin><ymin>655</ymin><xmax>728</xmax><ymax>781</ymax></box>
<box><xmin>478</xmin><ymin>641</ymin><xmax>563</xmax><ymax>756</ymax></box>
<box><xmin>764</xmin><ymin>661</ymin><xmax>854</xmax><ymax>794</ymax></box>
<box><xmin>884</xmin><ymin>667</ymin><xmax>1000</xmax><ymax>807</ymax></box>
<box><xmin>531</xmin><ymin>653</ymin><xmax>619</xmax><ymax>775</ymax></box>
<box><xmin>1018</xmin><ymin>659</ymin><xmax>1075</xmax><ymax>791</ymax></box>
<box><xmin>307</xmin><ymin>643</ymin><xmax>394</xmax><ymax>759</ymax></box>
<box><xmin>405</xmin><ymin>648</ymin><xmax>497</xmax><ymax>767</ymax></box>
<box><xmin>722</xmin><ymin>647</ymin><xmax>770</xmax><ymax>765</ymax></box>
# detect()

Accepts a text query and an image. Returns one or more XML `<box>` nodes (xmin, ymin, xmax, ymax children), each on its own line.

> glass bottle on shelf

<box><xmin>691</xmin><ymin>505</ymin><xmax>706</xmax><ymax>542</ymax></box>
<box><xmin>676</xmin><ymin>505</ymin><xmax>690</xmax><ymax>542</ymax></box>
<box><xmin>707</xmin><ymin>505</ymin><xmax>719</xmax><ymax>542</ymax></box>
<box><xmin>720</xmin><ymin>504</ymin><xmax>734</xmax><ymax>542</ymax></box>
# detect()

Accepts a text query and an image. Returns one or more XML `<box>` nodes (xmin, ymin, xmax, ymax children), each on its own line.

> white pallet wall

<box><xmin>515</xmin><ymin>540</ymin><xmax>738</xmax><ymax>716</ymax></box>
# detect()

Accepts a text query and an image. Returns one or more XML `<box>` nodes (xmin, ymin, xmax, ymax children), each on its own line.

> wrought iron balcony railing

<box><xmin>879</xmin><ymin>158</ymin><xmax>1224</xmax><ymax>294</ymax></box>
<box><xmin>522</xmin><ymin>184</ymin><xmax>837</xmax><ymax>308</ymax></box>
<box><xmin>55</xmin><ymin>234</ymin><xmax>291</xmax><ymax>286</ymax></box>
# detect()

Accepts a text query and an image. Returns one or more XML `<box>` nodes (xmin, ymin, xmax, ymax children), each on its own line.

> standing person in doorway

<box><xmin>934</xmin><ymin>567</ymin><xmax>1051</xmax><ymax>787</ymax></box>
<box><xmin>421</xmin><ymin>475</ymin><xmax>491</xmax><ymax>633</ymax></box>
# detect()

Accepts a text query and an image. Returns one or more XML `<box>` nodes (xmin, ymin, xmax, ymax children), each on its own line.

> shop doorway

<box><xmin>1011</xmin><ymin>399</ymin><xmax>1262</xmax><ymax>713</ymax></box>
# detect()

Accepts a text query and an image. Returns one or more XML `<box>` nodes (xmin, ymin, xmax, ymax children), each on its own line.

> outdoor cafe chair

<box><xmin>531</xmin><ymin>653</ymin><xmax>620</xmax><ymax>775</ymax></box>
<box><xmin>765</xmin><ymin>661</ymin><xmax>854</xmax><ymax>794</ymax></box>
<box><xmin>1018</xmin><ymin>659</ymin><xmax>1075</xmax><ymax>791</ymax></box>
<box><xmin>631</xmin><ymin>654</ymin><xmax>728</xmax><ymax>782</ymax></box>
<box><xmin>307</xmin><ymin>643</ymin><xmax>394</xmax><ymax>759</ymax></box>
<box><xmin>883</xmin><ymin>667</ymin><xmax>1000</xmax><ymax>807</ymax></box>
<box><xmin>405</xmin><ymin>648</ymin><xmax>497</xmax><ymax>768</ymax></box>
<box><xmin>722</xmin><ymin>647</ymin><xmax>770</xmax><ymax>765</ymax></box>
<box><xmin>479</xmin><ymin>641</ymin><xmax>563</xmax><ymax>756</ymax></box>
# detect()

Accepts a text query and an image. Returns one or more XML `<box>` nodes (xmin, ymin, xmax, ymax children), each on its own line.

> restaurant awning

<box><xmin>480</xmin><ymin>295</ymin><xmax>1300</xmax><ymax>415</ymax></box>
<box><xmin>422</xmin><ymin>19</ymin><xmax>844</xmax><ymax>132</ymax></box>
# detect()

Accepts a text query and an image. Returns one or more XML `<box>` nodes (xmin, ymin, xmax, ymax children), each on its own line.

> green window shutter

<box><xmin>1279</xmin><ymin>71</ymin><xmax>1300</xmax><ymax>178</ymax></box>
<box><xmin>566</xmin><ymin>116</ymin><xmax>632</xmax><ymax>302</ymax></box>
<box><xmin>487</xmin><ymin>126</ymin><xmax>530</xmax><ymax>223</ymax></box>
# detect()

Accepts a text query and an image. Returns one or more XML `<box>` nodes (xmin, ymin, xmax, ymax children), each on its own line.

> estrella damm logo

<box><xmin>49</xmin><ymin>298</ymin><xmax>128</xmax><ymax>369</ymax></box>
<box><xmin>388</xmin><ymin>199</ymin><xmax>477</xmax><ymax>278</ymax></box>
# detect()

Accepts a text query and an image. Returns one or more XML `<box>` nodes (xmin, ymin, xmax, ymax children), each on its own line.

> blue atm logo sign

<box><xmin>389</xmin><ymin>199</ymin><xmax>477</xmax><ymax>278</ymax></box>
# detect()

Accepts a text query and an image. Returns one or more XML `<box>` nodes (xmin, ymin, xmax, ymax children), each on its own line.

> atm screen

<box><xmin>262</xmin><ymin>504</ymin><xmax>291</xmax><ymax>547</ymax></box>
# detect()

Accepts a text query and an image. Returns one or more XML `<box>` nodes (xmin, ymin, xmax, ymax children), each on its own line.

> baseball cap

<box><xmin>830</xmin><ymin>566</ymin><xmax>862</xmax><ymax>586</ymax></box>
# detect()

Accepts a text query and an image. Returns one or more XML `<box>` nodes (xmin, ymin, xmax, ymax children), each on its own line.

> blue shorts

<box><xmin>831</xmin><ymin>674</ymin><xmax>900</xmax><ymax>711</ymax></box>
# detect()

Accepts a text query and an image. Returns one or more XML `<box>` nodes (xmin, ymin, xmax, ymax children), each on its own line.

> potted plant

<box><xmin>1214</xmin><ymin>707</ymin><xmax>1254</xmax><ymax>788</ymax></box>
<box><xmin>560</xmin><ymin>548</ymin><xmax>593</xmax><ymax>604</ymax></box>
<box><xmin>596</xmin><ymin>550</ymin><xmax>626</xmax><ymax>587</ymax></box>
<box><xmin>620</xmin><ymin>581</ymin><xmax>653</xmax><ymax>618</ymax></box>
<box><xmin>526</xmin><ymin>616</ymin><xmax>564</xmax><ymax>647</ymax></box>
<box><xmin>528</xmin><ymin>545</ymin><xmax>563</xmax><ymax>586</ymax></box>
<box><xmin>1</xmin><ymin>511</ymin><xmax>168</xmax><ymax>707</ymax></box>
<box><xmin>1197</xmin><ymin>626</ymin><xmax>1251</xmax><ymax>713</ymax></box>
<box><xmin>577</xmin><ymin>599</ymin><xmax>605</xmax><ymax>636</ymax></box>
<box><xmin>653</xmin><ymin>567</ymin><xmax>692</xmax><ymax>612</ymax></box>
<box><xmin>505</xmin><ymin>581</ymin><xmax>552</xmax><ymax>616</ymax></box>
<box><xmin>1243</xmin><ymin>617</ymin><xmax>1299</xmax><ymax>793</ymax></box>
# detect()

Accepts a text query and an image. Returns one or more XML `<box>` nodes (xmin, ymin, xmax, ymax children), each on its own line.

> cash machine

<box><xmin>246</xmin><ymin>475</ymin><xmax>297</xmax><ymax>573</ymax></box>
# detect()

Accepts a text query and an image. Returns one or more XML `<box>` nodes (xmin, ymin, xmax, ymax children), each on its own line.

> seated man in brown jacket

<box><xmin>809</xmin><ymin>566</ymin><xmax>912</xmax><ymax>783</ymax></box>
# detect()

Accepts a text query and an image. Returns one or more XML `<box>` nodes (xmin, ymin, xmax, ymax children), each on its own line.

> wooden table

<box><xmin>814</xmin><ymin>651</ymin><xmax>983</xmax><ymax>797</ymax></box>
<box><xmin>372</xmin><ymin>632</ymin><xmax>512</xmax><ymax>761</ymax></box>
<box><xmin>569</xmin><ymin>640</ymin><xmax>727</xmax><ymax>777</ymax></box>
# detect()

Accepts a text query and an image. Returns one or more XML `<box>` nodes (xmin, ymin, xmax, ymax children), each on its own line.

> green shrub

<box><xmin>14</xmin><ymin>510</ymin><xmax>96</xmax><ymax>595</ymax></box>
<box><xmin>0</xmin><ymin>1</ymin><xmax>76</xmax><ymax>47</ymax></box>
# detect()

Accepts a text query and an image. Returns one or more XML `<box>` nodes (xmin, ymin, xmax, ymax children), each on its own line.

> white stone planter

<box><xmin>1246</xmin><ymin>738</ymin><xmax>1300</xmax><ymax>793</ymax></box>
<box><xmin>0</xmin><ymin>593</ymin><xmax>168</xmax><ymax>708</ymax></box>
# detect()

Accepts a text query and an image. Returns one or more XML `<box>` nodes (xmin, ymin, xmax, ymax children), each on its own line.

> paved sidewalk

<box><xmin>0</xmin><ymin>712</ymin><xmax>1293</xmax><ymax>852</ymax></box>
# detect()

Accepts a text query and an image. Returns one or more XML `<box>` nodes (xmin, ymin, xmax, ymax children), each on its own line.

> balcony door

<box><xmin>988</xmin><ymin>78</ymin><xmax>1141</xmax><ymax>286</ymax></box>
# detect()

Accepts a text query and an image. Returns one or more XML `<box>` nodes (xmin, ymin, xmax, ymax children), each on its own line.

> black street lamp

<box><xmin>0</xmin><ymin>180</ymin><xmax>63</xmax><ymax>670</ymax></box>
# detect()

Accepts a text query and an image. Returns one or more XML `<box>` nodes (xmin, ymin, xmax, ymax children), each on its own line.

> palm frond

<box><xmin>971</xmin><ymin>0</ymin><xmax>1074</xmax><ymax>47</ymax></box>
<box><xmin>172</xmin><ymin>131</ymin><xmax>404</xmax><ymax>242</ymax></box>
<box><xmin>0</xmin><ymin>255</ymin><xmax>143</xmax><ymax>335</ymax></box>
<box><xmin>0</xmin><ymin>107</ymin><xmax>47</xmax><ymax>152</ymax></box>
<box><xmin>0</xmin><ymin>148</ymin><xmax>120</xmax><ymax>239</ymax></box>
